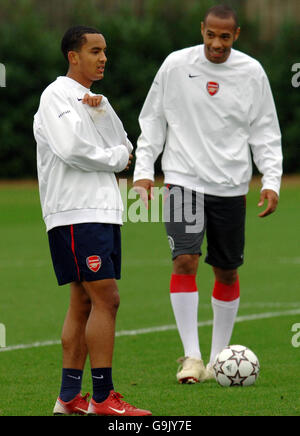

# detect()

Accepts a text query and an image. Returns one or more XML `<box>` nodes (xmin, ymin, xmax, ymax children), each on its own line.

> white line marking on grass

<box><xmin>0</xmin><ymin>259</ymin><xmax>49</xmax><ymax>269</ymax></box>
<box><xmin>1</xmin><ymin>308</ymin><xmax>300</xmax><ymax>353</ymax></box>
<box><xmin>0</xmin><ymin>339</ymin><xmax>61</xmax><ymax>352</ymax></box>
<box><xmin>1</xmin><ymin>256</ymin><xmax>300</xmax><ymax>270</ymax></box>
<box><xmin>0</xmin><ymin>258</ymin><xmax>172</xmax><ymax>269</ymax></box>
<box><xmin>201</xmin><ymin>302</ymin><xmax>300</xmax><ymax>310</ymax></box>
<box><xmin>240</xmin><ymin>302</ymin><xmax>300</xmax><ymax>309</ymax></box>
<box><xmin>279</xmin><ymin>257</ymin><xmax>300</xmax><ymax>264</ymax></box>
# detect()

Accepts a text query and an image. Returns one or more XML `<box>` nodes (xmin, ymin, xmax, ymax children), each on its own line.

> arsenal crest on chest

<box><xmin>207</xmin><ymin>81</ymin><xmax>219</xmax><ymax>96</ymax></box>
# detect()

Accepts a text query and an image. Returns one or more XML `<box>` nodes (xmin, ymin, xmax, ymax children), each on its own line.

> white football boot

<box><xmin>203</xmin><ymin>363</ymin><xmax>216</xmax><ymax>381</ymax></box>
<box><xmin>176</xmin><ymin>357</ymin><xmax>206</xmax><ymax>384</ymax></box>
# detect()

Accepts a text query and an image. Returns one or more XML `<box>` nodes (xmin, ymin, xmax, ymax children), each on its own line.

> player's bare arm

<box><xmin>133</xmin><ymin>179</ymin><xmax>154</xmax><ymax>209</ymax></box>
<box><xmin>257</xmin><ymin>189</ymin><xmax>279</xmax><ymax>218</ymax></box>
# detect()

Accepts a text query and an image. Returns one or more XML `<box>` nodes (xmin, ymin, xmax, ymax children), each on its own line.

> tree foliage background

<box><xmin>0</xmin><ymin>0</ymin><xmax>299</xmax><ymax>178</ymax></box>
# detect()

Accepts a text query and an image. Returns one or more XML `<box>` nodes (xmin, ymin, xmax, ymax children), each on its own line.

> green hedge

<box><xmin>0</xmin><ymin>0</ymin><xmax>299</xmax><ymax>178</ymax></box>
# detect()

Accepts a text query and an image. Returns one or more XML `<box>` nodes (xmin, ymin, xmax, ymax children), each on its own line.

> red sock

<box><xmin>212</xmin><ymin>277</ymin><xmax>240</xmax><ymax>302</ymax></box>
<box><xmin>170</xmin><ymin>274</ymin><xmax>197</xmax><ymax>293</ymax></box>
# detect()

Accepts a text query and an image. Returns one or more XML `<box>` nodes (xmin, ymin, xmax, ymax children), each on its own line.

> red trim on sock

<box><xmin>170</xmin><ymin>274</ymin><xmax>197</xmax><ymax>293</ymax></box>
<box><xmin>212</xmin><ymin>278</ymin><xmax>240</xmax><ymax>302</ymax></box>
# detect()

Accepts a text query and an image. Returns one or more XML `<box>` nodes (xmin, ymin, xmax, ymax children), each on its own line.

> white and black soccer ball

<box><xmin>213</xmin><ymin>345</ymin><xmax>260</xmax><ymax>387</ymax></box>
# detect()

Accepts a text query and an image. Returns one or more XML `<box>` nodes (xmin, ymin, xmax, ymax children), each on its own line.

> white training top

<box><xmin>34</xmin><ymin>76</ymin><xmax>133</xmax><ymax>231</ymax></box>
<box><xmin>134</xmin><ymin>45</ymin><xmax>282</xmax><ymax>196</ymax></box>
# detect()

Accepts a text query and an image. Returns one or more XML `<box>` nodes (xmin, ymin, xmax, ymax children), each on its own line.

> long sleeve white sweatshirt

<box><xmin>34</xmin><ymin>76</ymin><xmax>132</xmax><ymax>231</ymax></box>
<box><xmin>134</xmin><ymin>45</ymin><xmax>282</xmax><ymax>196</ymax></box>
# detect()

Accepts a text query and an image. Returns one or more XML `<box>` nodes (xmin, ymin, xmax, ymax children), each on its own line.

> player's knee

<box><xmin>101</xmin><ymin>284</ymin><xmax>120</xmax><ymax>316</ymax></box>
<box><xmin>83</xmin><ymin>279</ymin><xmax>120</xmax><ymax>312</ymax></box>
<box><xmin>173</xmin><ymin>254</ymin><xmax>199</xmax><ymax>275</ymax></box>
<box><xmin>213</xmin><ymin>267</ymin><xmax>238</xmax><ymax>286</ymax></box>
<box><xmin>80</xmin><ymin>299</ymin><xmax>92</xmax><ymax>321</ymax></box>
<box><xmin>61</xmin><ymin>334</ymin><xmax>77</xmax><ymax>354</ymax></box>
<box><xmin>111</xmin><ymin>289</ymin><xmax>120</xmax><ymax>313</ymax></box>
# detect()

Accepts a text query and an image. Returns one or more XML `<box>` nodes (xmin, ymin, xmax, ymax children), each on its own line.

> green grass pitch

<box><xmin>0</xmin><ymin>178</ymin><xmax>299</xmax><ymax>416</ymax></box>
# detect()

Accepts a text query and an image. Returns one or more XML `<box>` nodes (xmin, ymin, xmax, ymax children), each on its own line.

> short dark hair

<box><xmin>203</xmin><ymin>4</ymin><xmax>239</xmax><ymax>30</ymax></box>
<box><xmin>61</xmin><ymin>25</ymin><xmax>101</xmax><ymax>61</ymax></box>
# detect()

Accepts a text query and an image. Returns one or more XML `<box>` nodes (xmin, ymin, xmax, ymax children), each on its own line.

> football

<box><xmin>213</xmin><ymin>345</ymin><xmax>260</xmax><ymax>387</ymax></box>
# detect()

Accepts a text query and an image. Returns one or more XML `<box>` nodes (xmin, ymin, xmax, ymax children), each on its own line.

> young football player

<box><xmin>34</xmin><ymin>25</ymin><xmax>151</xmax><ymax>415</ymax></box>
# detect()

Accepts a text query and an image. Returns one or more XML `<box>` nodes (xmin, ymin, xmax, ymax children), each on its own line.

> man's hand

<box><xmin>133</xmin><ymin>179</ymin><xmax>155</xmax><ymax>209</ymax></box>
<box><xmin>125</xmin><ymin>154</ymin><xmax>133</xmax><ymax>171</ymax></box>
<box><xmin>257</xmin><ymin>189</ymin><xmax>279</xmax><ymax>218</ymax></box>
<box><xmin>82</xmin><ymin>93</ymin><xmax>102</xmax><ymax>107</ymax></box>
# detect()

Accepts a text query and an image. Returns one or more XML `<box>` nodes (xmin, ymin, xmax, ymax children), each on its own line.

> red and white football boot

<box><xmin>87</xmin><ymin>390</ymin><xmax>152</xmax><ymax>416</ymax></box>
<box><xmin>53</xmin><ymin>393</ymin><xmax>90</xmax><ymax>415</ymax></box>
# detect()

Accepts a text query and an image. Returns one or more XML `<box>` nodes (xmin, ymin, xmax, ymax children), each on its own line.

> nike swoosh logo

<box><xmin>92</xmin><ymin>375</ymin><xmax>104</xmax><ymax>379</ymax></box>
<box><xmin>67</xmin><ymin>375</ymin><xmax>81</xmax><ymax>380</ymax></box>
<box><xmin>75</xmin><ymin>407</ymin><xmax>88</xmax><ymax>414</ymax></box>
<box><xmin>109</xmin><ymin>406</ymin><xmax>126</xmax><ymax>414</ymax></box>
<box><xmin>189</xmin><ymin>74</ymin><xmax>201</xmax><ymax>78</ymax></box>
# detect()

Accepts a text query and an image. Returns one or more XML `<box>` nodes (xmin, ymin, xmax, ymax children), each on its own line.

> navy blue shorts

<box><xmin>48</xmin><ymin>223</ymin><xmax>121</xmax><ymax>286</ymax></box>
